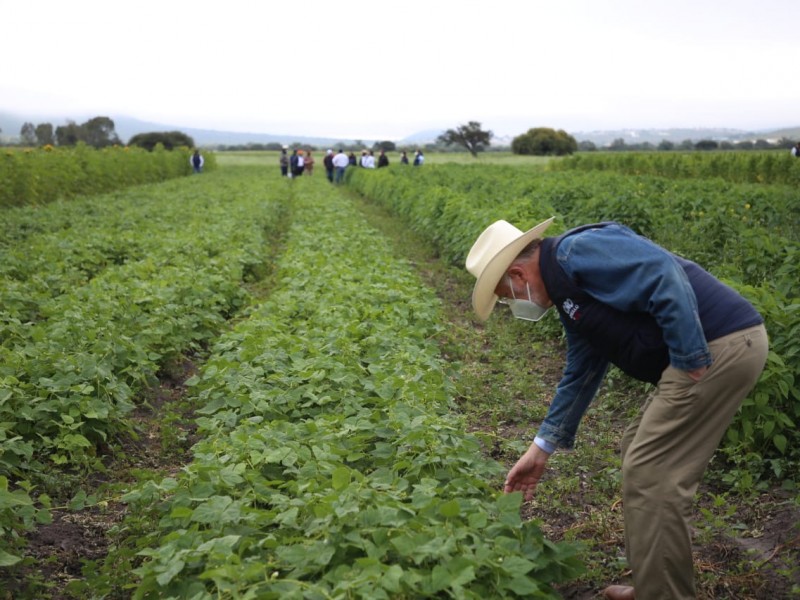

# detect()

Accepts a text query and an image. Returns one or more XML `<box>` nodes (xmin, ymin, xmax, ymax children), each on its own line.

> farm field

<box><xmin>215</xmin><ymin>150</ymin><xmax>555</xmax><ymax>169</ymax></box>
<box><xmin>1</xmin><ymin>153</ymin><xmax>798</xmax><ymax>598</ymax></box>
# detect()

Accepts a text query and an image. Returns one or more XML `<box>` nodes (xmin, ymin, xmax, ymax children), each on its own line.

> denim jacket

<box><xmin>537</xmin><ymin>223</ymin><xmax>713</xmax><ymax>450</ymax></box>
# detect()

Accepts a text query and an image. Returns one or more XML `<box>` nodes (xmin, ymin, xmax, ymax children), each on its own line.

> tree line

<box><xmin>5</xmin><ymin>117</ymin><xmax>794</xmax><ymax>155</ymax></box>
<box><xmin>212</xmin><ymin>140</ymin><xmax>401</xmax><ymax>153</ymax></box>
<box><xmin>16</xmin><ymin>117</ymin><xmax>121</xmax><ymax>148</ymax></box>
<box><xmin>5</xmin><ymin>116</ymin><xmax>197</xmax><ymax>151</ymax></box>
<box><xmin>436</xmin><ymin>122</ymin><xmax>798</xmax><ymax>156</ymax></box>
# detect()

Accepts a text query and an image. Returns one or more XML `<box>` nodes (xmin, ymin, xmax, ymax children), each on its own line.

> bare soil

<box><xmin>1</xmin><ymin>358</ymin><xmax>199</xmax><ymax>600</ymax></box>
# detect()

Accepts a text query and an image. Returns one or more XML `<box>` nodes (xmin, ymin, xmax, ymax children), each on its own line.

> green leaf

<box><xmin>169</xmin><ymin>506</ymin><xmax>193</xmax><ymax>519</ymax></box>
<box><xmin>430</xmin><ymin>565</ymin><xmax>450</xmax><ymax>592</ymax></box>
<box><xmin>438</xmin><ymin>499</ymin><xmax>460</xmax><ymax>518</ymax></box>
<box><xmin>496</xmin><ymin>491</ymin><xmax>523</xmax><ymax>514</ymax></box>
<box><xmin>332</xmin><ymin>466</ymin><xmax>351</xmax><ymax>491</ymax></box>
<box><xmin>190</xmin><ymin>496</ymin><xmax>239</xmax><ymax>524</ymax></box>
<box><xmin>507</xmin><ymin>575</ymin><xmax>541</xmax><ymax>595</ymax></box>
<box><xmin>499</xmin><ymin>555</ymin><xmax>537</xmax><ymax>575</ymax></box>
<box><xmin>382</xmin><ymin>564</ymin><xmax>404</xmax><ymax>592</ymax></box>
<box><xmin>36</xmin><ymin>507</ymin><xmax>53</xmax><ymax>524</ymax></box>
<box><xmin>449</xmin><ymin>562</ymin><xmax>476</xmax><ymax>588</ymax></box>
<box><xmin>0</xmin><ymin>549</ymin><xmax>22</xmax><ymax>567</ymax></box>
<box><xmin>68</xmin><ymin>490</ymin><xmax>88</xmax><ymax>510</ymax></box>
<box><xmin>0</xmin><ymin>489</ymin><xmax>33</xmax><ymax>511</ymax></box>
<box><xmin>468</xmin><ymin>510</ymin><xmax>488</xmax><ymax>529</ymax></box>
<box><xmin>155</xmin><ymin>559</ymin><xmax>185</xmax><ymax>586</ymax></box>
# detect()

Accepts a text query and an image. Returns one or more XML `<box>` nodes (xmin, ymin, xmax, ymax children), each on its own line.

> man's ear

<box><xmin>506</xmin><ymin>264</ymin><xmax>526</xmax><ymax>281</ymax></box>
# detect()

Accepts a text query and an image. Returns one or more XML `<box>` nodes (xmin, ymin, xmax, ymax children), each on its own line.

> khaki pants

<box><xmin>620</xmin><ymin>324</ymin><xmax>768</xmax><ymax>599</ymax></box>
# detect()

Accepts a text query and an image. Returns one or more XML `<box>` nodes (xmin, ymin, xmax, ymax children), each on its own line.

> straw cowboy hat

<box><xmin>465</xmin><ymin>217</ymin><xmax>555</xmax><ymax>321</ymax></box>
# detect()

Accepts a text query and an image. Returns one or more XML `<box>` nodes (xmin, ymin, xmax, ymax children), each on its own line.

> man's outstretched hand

<box><xmin>503</xmin><ymin>442</ymin><xmax>551</xmax><ymax>501</ymax></box>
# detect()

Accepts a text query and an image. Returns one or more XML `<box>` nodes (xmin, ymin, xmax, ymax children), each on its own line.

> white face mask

<box><xmin>499</xmin><ymin>276</ymin><xmax>550</xmax><ymax>322</ymax></box>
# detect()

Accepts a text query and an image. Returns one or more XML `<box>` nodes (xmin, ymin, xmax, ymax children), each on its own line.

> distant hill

<box><xmin>112</xmin><ymin>116</ymin><xmax>366</xmax><ymax>148</ymax></box>
<box><xmin>2</xmin><ymin>109</ymin><xmax>797</xmax><ymax>148</ymax></box>
<box><xmin>754</xmin><ymin>126</ymin><xmax>800</xmax><ymax>142</ymax></box>
<box><xmin>0</xmin><ymin>111</ymin><xmax>371</xmax><ymax>147</ymax></box>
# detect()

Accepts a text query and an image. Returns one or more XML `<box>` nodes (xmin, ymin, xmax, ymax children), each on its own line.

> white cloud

<box><xmin>1</xmin><ymin>0</ymin><xmax>798</xmax><ymax>139</ymax></box>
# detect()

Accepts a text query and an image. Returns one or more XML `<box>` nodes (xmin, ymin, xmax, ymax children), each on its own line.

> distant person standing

<box><xmin>332</xmin><ymin>148</ymin><xmax>349</xmax><ymax>183</ymax></box>
<box><xmin>191</xmin><ymin>150</ymin><xmax>204</xmax><ymax>173</ymax></box>
<box><xmin>400</xmin><ymin>151</ymin><xmax>409</xmax><ymax>165</ymax></box>
<box><xmin>304</xmin><ymin>150</ymin><xmax>315</xmax><ymax>175</ymax></box>
<box><xmin>280</xmin><ymin>148</ymin><xmax>289</xmax><ymax>177</ymax></box>
<box><xmin>413</xmin><ymin>149</ymin><xmax>425</xmax><ymax>166</ymax></box>
<box><xmin>296</xmin><ymin>150</ymin><xmax>305</xmax><ymax>176</ymax></box>
<box><xmin>792</xmin><ymin>142</ymin><xmax>800</xmax><ymax>157</ymax></box>
<box><xmin>363</xmin><ymin>150</ymin><xmax>376</xmax><ymax>169</ymax></box>
<box><xmin>377</xmin><ymin>149</ymin><xmax>389</xmax><ymax>168</ymax></box>
<box><xmin>323</xmin><ymin>149</ymin><xmax>335</xmax><ymax>182</ymax></box>
<box><xmin>289</xmin><ymin>149</ymin><xmax>299</xmax><ymax>178</ymax></box>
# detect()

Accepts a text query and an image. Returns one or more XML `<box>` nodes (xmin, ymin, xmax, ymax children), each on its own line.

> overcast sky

<box><xmin>1</xmin><ymin>0</ymin><xmax>798</xmax><ymax>140</ymax></box>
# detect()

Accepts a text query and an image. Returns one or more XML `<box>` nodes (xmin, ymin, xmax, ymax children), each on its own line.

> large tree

<box><xmin>52</xmin><ymin>117</ymin><xmax>120</xmax><ymax>148</ymax></box>
<box><xmin>373</xmin><ymin>140</ymin><xmax>396</xmax><ymax>152</ymax></box>
<box><xmin>55</xmin><ymin>121</ymin><xmax>83</xmax><ymax>146</ymax></box>
<box><xmin>437</xmin><ymin>121</ymin><xmax>492</xmax><ymax>157</ymax></box>
<box><xmin>35</xmin><ymin>123</ymin><xmax>55</xmax><ymax>146</ymax></box>
<box><xmin>83</xmin><ymin>116</ymin><xmax>120</xmax><ymax>147</ymax></box>
<box><xmin>128</xmin><ymin>131</ymin><xmax>195</xmax><ymax>151</ymax></box>
<box><xmin>511</xmin><ymin>127</ymin><xmax>577</xmax><ymax>156</ymax></box>
<box><xmin>20</xmin><ymin>122</ymin><xmax>37</xmax><ymax>146</ymax></box>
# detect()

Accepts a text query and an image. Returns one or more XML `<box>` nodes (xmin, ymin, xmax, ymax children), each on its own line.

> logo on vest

<box><xmin>562</xmin><ymin>298</ymin><xmax>582</xmax><ymax>321</ymax></box>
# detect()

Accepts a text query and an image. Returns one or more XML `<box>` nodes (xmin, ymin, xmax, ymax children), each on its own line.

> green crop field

<box><xmin>216</xmin><ymin>150</ymin><xmax>554</xmax><ymax>169</ymax></box>
<box><xmin>1</xmin><ymin>151</ymin><xmax>798</xmax><ymax>598</ymax></box>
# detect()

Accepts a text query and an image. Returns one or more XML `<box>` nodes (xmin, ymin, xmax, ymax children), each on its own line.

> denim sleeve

<box><xmin>537</xmin><ymin>322</ymin><xmax>609</xmax><ymax>450</ymax></box>
<box><xmin>557</xmin><ymin>224</ymin><xmax>711</xmax><ymax>371</ymax></box>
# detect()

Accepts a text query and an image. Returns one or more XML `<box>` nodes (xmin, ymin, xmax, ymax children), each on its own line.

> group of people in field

<box><xmin>278</xmin><ymin>148</ymin><xmax>314</xmax><ymax>177</ymax></box>
<box><xmin>279</xmin><ymin>147</ymin><xmax>425</xmax><ymax>183</ymax></box>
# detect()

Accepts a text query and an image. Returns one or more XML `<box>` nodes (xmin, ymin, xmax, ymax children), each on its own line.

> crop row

<box><xmin>549</xmin><ymin>150</ymin><xmax>800</xmax><ymax>186</ymax></box>
<box><xmin>0</xmin><ymin>168</ymin><xmax>287</xmax><ymax>565</ymax></box>
<box><xmin>344</xmin><ymin>165</ymin><xmax>800</xmax><ymax>485</ymax></box>
<box><xmin>104</xmin><ymin>175</ymin><xmax>582</xmax><ymax>599</ymax></box>
<box><xmin>0</xmin><ymin>144</ymin><xmax>215</xmax><ymax>208</ymax></box>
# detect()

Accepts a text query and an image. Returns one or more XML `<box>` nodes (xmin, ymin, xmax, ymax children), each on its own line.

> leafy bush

<box><xmin>551</xmin><ymin>150</ymin><xmax>800</xmax><ymax>186</ymax></box>
<box><xmin>0</xmin><ymin>143</ymin><xmax>216</xmax><ymax>207</ymax></box>
<box><xmin>512</xmin><ymin>128</ymin><xmax>578</xmax><ymax>156</ymax></box>
<box><xmin>128</xmin><ymin>131</ymin><xmax>196</xmax><ymax>151</ymax></box>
